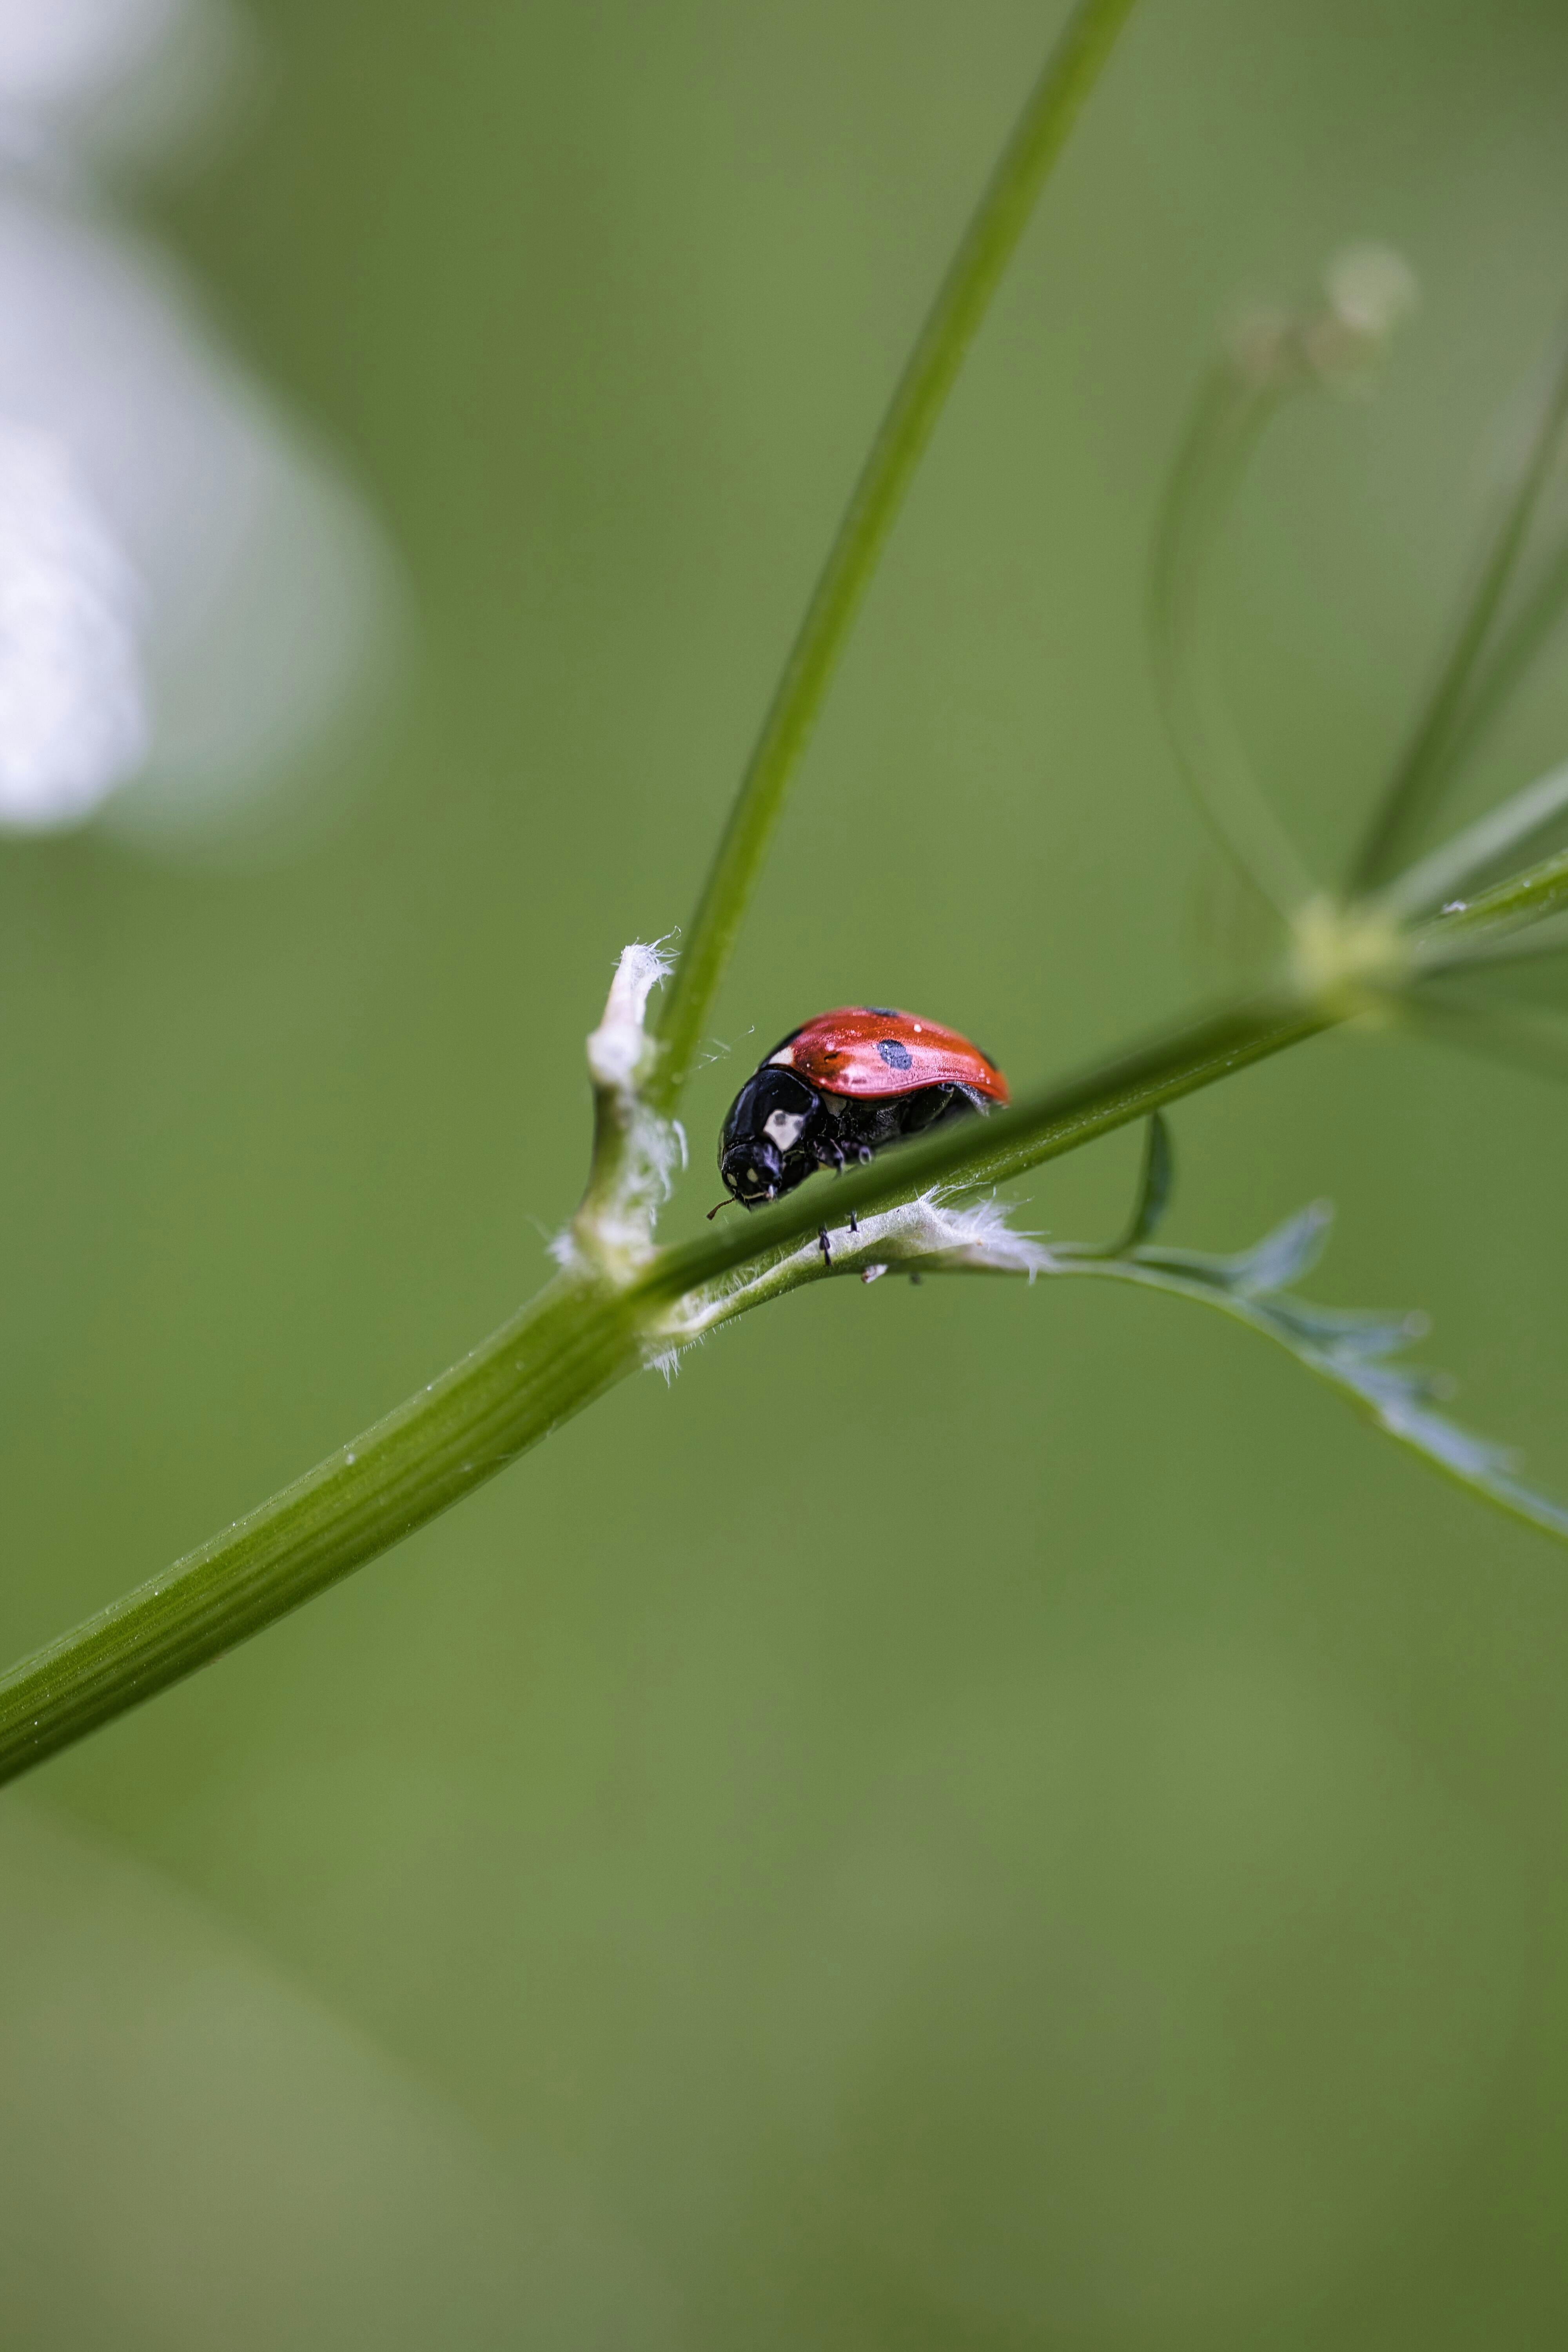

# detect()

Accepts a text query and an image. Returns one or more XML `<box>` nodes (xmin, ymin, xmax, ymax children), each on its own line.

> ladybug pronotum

<box><xmin>717</xmin><ymin>1006</ymin><xmax>1009</xmax><ymax>1209</ymax></box>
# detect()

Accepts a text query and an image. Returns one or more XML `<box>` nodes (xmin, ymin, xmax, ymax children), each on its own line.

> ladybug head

<box><xmin>720</xmin><ymin>1133</ymin><xmax>784</xmax><ymax>1204</ymax></box>
<box><xmin>718</xmin><ymin>1066</ymin><xmax>820</xmax><ymax>1207</ymax></box>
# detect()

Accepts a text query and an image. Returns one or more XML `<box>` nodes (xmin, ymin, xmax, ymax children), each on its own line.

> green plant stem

<box><xmin>0</xmin><ymin>1274</ymin><xmax>642</xmax><ymax>1786</ymax></box>
<box><xmin>0</xmin><ymin>985</ymin><xmax>1332</xmax><ymax>1789</ymax></box>
<box><xmin>1377</xmin><ymin>759</ymin><xmax>1568</xmax><ymax>920</ymax></box>
<box><xmin>1417</xmin><ymin>837</ymin><xmax>1568</xmax><ymax>958</ymax></box>
<box><xmin>1421</xmin><ymin>537</ymin><xmax>1568</xmax><ymax>795</ymax></box>
<box><xmin>648</xmin><ymin>0</ymin><xmax>1143</xmax><ymax>1110</ymax></box>
<box><xmin>1351</xmin><ymin>325</ymin><xmax>1568</xmax><ymax>894</ymax></box>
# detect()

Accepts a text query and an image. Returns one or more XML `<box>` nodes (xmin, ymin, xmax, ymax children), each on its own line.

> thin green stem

<box><xmin>1415</xmin><ymin>837</ymin><xmax>1568</xmax><ymax>960</ymax></box>
<box><xmin>648</xmin><ymin>0</ymin><xmax>1143</xmax><ymax>1110</ymax></box>
<box><xmin>1150</xmin><ymin>364</ymin><xmax>1318</xmax><ymax>916</ymax></box>
<box><xmin>1377</xmin><ymin>759</ymin><xmax>1568</xmax><ymax>920</ymax></box>
<box><xmin>0</xmin><ymin>985</ymin><xmax>1332</xmax><ymax>1788</ymax></box>
<box><xmin>1351</xmin><ymin>325</ymin><xmax>1568</xmax><ymax>894</ymax></box>
<box><xmin>1421</xmin><ymin>535</ymin><xmax>1568</xmax><ymax>793</ymax></box>
<box><xmin>1054</xmin><ymin>1109</ymin><xmax>1172</xmax><ymax>1256</ymax></box>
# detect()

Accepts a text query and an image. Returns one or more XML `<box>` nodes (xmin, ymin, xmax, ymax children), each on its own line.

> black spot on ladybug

<box><xmin>862</xmin><ymin>1005</ymin><xmax>900</xmax><ymax>1016</ymax></box>
<box><xmin>876</xmin><ymin>1038</ymin><xmax>913</xmax><ymax>1070</ymax></box>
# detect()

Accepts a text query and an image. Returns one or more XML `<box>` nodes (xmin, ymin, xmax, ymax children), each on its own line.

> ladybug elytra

<box><xmin>717</xmin><ymin>1007</ymin><xmax>1009</xmax><ymax>1208</ymax></box>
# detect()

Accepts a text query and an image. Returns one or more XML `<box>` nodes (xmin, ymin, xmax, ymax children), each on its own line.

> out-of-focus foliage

<box><xmin>4</xmin><ymin>0</ymin><xmax>1568</xmax><ymax>2345</ymax></box>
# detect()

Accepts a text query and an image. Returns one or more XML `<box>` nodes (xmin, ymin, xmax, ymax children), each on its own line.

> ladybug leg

<box><xmin>849</xmin><ymin>1210</ymin><xmax>858</xmax><ymax>1234</ymax></box>
<box><xmin>818</xmin><ymin>1225</ymin><xmax>833</xmax><ymax>1268</ymax></box>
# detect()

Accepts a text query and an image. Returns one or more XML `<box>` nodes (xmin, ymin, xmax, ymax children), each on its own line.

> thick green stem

<box><xmin>649</xmin><ymin>0</ymin><xmax>1143</xmax><ymax>1109</ymax></box>
<box><xmin>0</xmin><ymin>987</ymin><xmax>1332</xmax><ymax>1788</ymax></box>
<box><xmin>0</xmin><ymin>1275</ymin><xmax>641</xmax><ymax>1786</ymax></box>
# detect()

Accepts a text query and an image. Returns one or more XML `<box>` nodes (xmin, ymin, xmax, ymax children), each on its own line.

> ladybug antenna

<box><xmin>706</xmin><ymin>1198</ymin><xmax>736</xmax><ymax>1220</ymax></box>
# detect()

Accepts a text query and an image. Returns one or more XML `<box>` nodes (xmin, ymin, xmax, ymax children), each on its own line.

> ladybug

<box><xmin>717</xmin><ymin>1007</ymin><xmax>1009</xmax><ymax>1208</ymax></box>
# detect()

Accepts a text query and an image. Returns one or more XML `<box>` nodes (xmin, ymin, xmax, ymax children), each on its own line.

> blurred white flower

<box><xmin>0</xmin><ymin>419</ymin><xmax>145</xmax><ymax>825</ymax></box>
<box><xmin>0</xmin><ymin>0</ymin><xmax>400</xmax><ymax>842</ymax></box>
<box><xmin>0</xmin><ymin>0</ymin><xmax>178</xmax><ymax>124</ymax></box>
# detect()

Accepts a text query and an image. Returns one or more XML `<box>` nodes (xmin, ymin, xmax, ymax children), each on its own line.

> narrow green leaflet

<box><xmin>1052</xmin><ymin>1201</ymin><xmax>1568</xmax><ymax>1543</ymax></box>
<box><xmin>1054</xmin><ymin>1112</ymin><xmax>1175</xmax><ymax>1258</ymax></box>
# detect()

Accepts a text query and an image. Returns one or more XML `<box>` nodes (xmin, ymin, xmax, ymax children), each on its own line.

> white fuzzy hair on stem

<box><xmin>585</xmin><ymin>936</ymin><xmax>677</xmax><ymax>1091</ymax></box>
<box><xmin>555</xmin><ymin>936</ymin><xmax>685</xmax><ymax>1280</ymax></box>
<box><xmin>644</xmin><ymin>1185</ymin><xmax>1056</xmax><ymax>1372</ymax></box>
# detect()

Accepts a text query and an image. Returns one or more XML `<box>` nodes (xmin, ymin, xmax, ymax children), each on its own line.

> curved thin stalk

<box><xmin>1418</xmin><ymin>535</ymin><xmax>1568</xmax><ymax>793</ymax></box>
<box><xmin>1351</xmin><ymin>323</ymin><xmax>1568</xmax><ymax>893</ymax></box>
<box><xmin>1053</xmin><ymin>1110</ymin><xmax>1172</xmax><ymax>1257</ymax></box>
<box><xmin>648</xmin><ymin>0</ymin><xmax>1143</xmax><ymax>1110</ymax></box>
<box><xmin>0</xmin><ymin>985</ymin><xmax>1331</xmax><ymax>1789</ymax></box>
<box><xmin>1150</xmin><ymin>363</ymin><xmax>1318</xmax><ymax>917</ymax></box>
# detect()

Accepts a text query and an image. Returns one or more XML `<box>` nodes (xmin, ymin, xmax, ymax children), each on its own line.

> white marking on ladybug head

<box><xmin>763</xmin><ymin>1108</ymin><xmax>806</xmax><ymax>1152</ymax></box>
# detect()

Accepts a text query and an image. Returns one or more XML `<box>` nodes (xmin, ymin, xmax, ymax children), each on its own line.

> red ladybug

<box><xmin>718</xmin><ymin>1007</ymin><xmax>1009</xmax><ymax>1208</ymax></box>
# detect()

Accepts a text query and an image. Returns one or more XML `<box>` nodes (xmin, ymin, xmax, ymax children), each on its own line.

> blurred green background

<box><xmin>5</xmin><ymin>0</ymin><xmax>1568</xmax><ymax>2342</ymax></box>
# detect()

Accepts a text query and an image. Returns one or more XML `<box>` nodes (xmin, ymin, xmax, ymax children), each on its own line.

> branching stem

<box><xmin>0</xmin><ymin>982</ymin><xmax>1334</xmax><ymax>1787</ymax></box>
<box><xmin>0</xmin><ymin>0</ymin><xmax>1149</xmax><ymax>1786</ymax></box>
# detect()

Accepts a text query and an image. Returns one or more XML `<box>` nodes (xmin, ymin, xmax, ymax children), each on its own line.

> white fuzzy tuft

<box><xmin>915</xmin><ymin>1188</ymin><xmax>1055</xmax><ymax>1276</ymax></box>
<box><xmin>586</xmin><ymin>936</ymin><xmax>676</xmax><ymax>1091</ymax></box>
<box><xmin>647</xmin><ymin>1185</ymin><xmax>1054</xmax><ymax>1359</ymax></box>
<box><xmin>569</xmin><ymin>934</ymin><xmax>683</xmax><ymax>1280</ymax></box>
